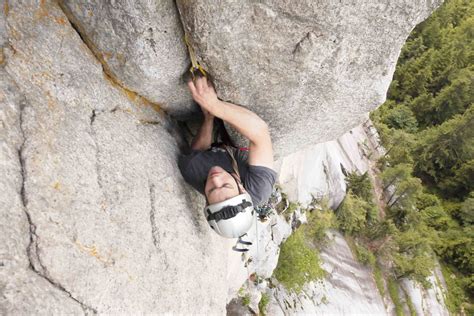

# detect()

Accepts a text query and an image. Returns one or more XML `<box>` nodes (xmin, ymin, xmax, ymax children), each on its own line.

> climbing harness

<box><xmin>254</xmin><ymin>186</ymin><xmax>282</xmax><ymax>221</ymax></box>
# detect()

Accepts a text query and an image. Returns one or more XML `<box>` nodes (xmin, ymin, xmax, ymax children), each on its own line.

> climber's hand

<box><xmin>187</xmin><ymin>76</ymin><xmax>219</xmax><ymax>114</ymax></box>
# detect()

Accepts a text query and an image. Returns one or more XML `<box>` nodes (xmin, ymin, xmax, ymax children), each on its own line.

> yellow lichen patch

<box><xmin>45</xmin><ymin>91</ymin><xmax>56</xmax><ymax>109</ymax></box>
<box><xmin>0</xmin><ymin>48</ymin><xmax>4</xmax><ymax>65</ymax></box>
<box><xmin>87</xmin><ymin>9</ymin><xmax>93</xmax><ymax>17</ymax></box>
<box><xmin>124</xmin><ymin>89</ymin><xmax>139</xmax><ymax>103</ymax></box>
<box><xmin>53</xmin><ymin>181</ymin><xmax>61</xmax><ymax>190</ymax></box>
<box><xmin>75</xmin><ymin>240</ymin><xmax>113</xmax><ymax>266</ymax></box>
<box><xmin>148</xmin><ymin>102</ymin><xmax>164</xmax><ymax>114</ymax></box>
<box><xmin>31</xmin><ymin>72</ymin><xmax>54</xmax><ymax>86</ymax></box>
<box><xmin>102</xmin><ymin>71</ymin><xmax>139</xmax><ymax>103</ymax></box>
<box><xmin>9</xmin><ymin>27</ymin><xmax>21</xmax><ymax>41</ymax></box>
<box><xmin>3</xmin><ymin>0</ymin><xmax>8</xmax><ymax>16</ymax></box>
<box><xmin>101</xmin><ymin>51</ymin><xmax>113</xmax><ymax>61</ymax></box>
<box><xmin>137</xmin><ymin>96</ymin><xmax>165</xmax><ymax>116</ymax></box>
<box><xmin>115</xmin><ymin>53</ymin><xmax>125</xmax><ymax>65</ymax></box>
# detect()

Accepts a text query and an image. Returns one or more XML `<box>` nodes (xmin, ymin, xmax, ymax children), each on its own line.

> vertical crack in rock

<box><xmin>57</xmin><ymin>1</ymin><xmax>163</xmax><ymax>112</ymax></box>
<box><xmin>148</xmin><ymin>182</ymin><xmax>159</xmax><ymax>248</ymax></box>
<box><xmin>174</xmin><ymin>0</ymin><xmax>191</xmax><ymax>56</ymax></box>
<box><xmin>90</xmin><ymin>109</ymin><xmax>96</xmax><ymax>125</ymax></box>
<box><xmin>89</xmin><ymin>109</ymin><xmax>103</xmax><ymax>192</ymax></box>
<box><xmin>148</xmin><ymin>182</ymin><xmax>170</xmax><ymax>270</ymax></box>
<box><xmin>17</xmin><ymin>99</ymin><xmax>97</xmax><ymax>314</ymax></box>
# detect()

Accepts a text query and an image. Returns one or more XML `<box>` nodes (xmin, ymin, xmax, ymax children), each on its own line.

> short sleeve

<box><xmin>243</xmin><ymin>165</ymin><xmax>278</xmax><ymax>206</ymax></box>
<box><xmin>178</xmin><ymin>150</ymin><xmax>207</xmax><ymax>194</ymax></box>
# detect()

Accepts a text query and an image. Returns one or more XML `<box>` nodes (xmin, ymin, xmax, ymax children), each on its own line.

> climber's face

<box><xmin>205</xmin><ymin>166</ymin><xmax>243</xmax><ymax>204</ymax></box>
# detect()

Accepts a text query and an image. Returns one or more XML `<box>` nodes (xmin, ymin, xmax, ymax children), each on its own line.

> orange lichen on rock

<box><xmin>75</xmin><ymin>240</ymin><xmax>113</xmax><ymax>266</ymax></box>
<box><xmin>149</xmin><ymin>102</ymin><xmax>164</xmax><ymax>115</ymax></box>
<box><xmin>34</xmin><ymin>0</ymin><xmax>50</xmax><ymax>20</ymax></box>
<box><xmin>102</xmin><ymin>72</ymin><xmax>137</xmax><ymax>102</ymax></box>
<box><xmin>55</xmin><ymin>16</ymin><xmax>67</xmax><ymax>25</ymax></box>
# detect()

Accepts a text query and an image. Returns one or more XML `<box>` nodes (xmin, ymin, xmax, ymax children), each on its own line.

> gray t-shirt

<box><xmin>178</xmin><ymin>147</ymin><xmax>277</xmax><ymax>206</ymax></box>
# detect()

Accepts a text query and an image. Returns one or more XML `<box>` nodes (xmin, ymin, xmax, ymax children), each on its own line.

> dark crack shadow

<box><xmin>148</xmin><ymin>182</ymin><xmax>160</xmax><ymax>248</ymax></box>
<box><xmin>148</xmin><ymin>181</ymin><xmax>170</xmax><ymax>271</ymax></box>
<box><xmin>89</xmin><ymin>109</ymin><xmax>103</xmax><ymax>192</ymax></box>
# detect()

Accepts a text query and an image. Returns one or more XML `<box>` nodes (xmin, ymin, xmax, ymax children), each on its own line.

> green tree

<box><xmin>458</xmin><ymin>192</ymin><xmax>474</xmax><ymax>225</ymax></box>
<box><xmin>420</xmin><ymin>205</ymin><xmax>453</xmax><ymax>230</ymax></box>
<box><xmin>381</xmin><ymin>130</ymin><xmax>417</xmax><ymax>166</ymax></box>
<box><xmin>437</xmin><ymin>226</ymin><xmax>474</xmax><ymax>275</ymax></box>
<box><xmin>346</xmin><ymin>171</ymin><xmax>373</xmax><ymax>200</ymax></box>
<box><xmin>393</xmin><ymin>228</ymin><xmax>436</xmax><ymax>286</ymax></box>
<box><xmin>336</xmin><ymin>191</ymin><xmax>369</xmax><ymax>235</ymax></box>
<box><xmin>381</xmin><ymin>163</ymin><xmax>414</xmax><ymax>191</ymax></box>
<box><xmin>414</xmin><ymin>107</ymin><xmax>474</xmax><ymax>199</ymax></box>
<box><xmin>381</xmin><ymin>103</ymin><xmax>418</xmax><ymax>132</ymax></box>
<box><xmin>370</xmin><ymin>0</ymin><xmax>474</xmax><ymax>307</ymax></box>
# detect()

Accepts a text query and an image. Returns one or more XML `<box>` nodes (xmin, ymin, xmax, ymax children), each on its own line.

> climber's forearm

<box><xmin>207</xmin><ymin>99</ymin><xmax>268</xmax><ymax>145</ymax></box>
<box><xmin>207</xmin><ymin>99</ymin><xmax>274</xmax><ymax>168</ymax></box>
<box><xmin>187</xmin><ymin>77</ymin><xmax>273</xmax><ymax>168</ymax></box>
<box><xmin>191</xmin><ymin>117</ymin><xmax>214</xmax><ymax>150</ymax></box>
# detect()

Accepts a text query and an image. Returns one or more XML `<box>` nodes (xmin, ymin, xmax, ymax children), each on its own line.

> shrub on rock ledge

<box><xmin>274</xmin><ymin>228</ymin><xmax>325</xmax><ymax>293</ymax></box>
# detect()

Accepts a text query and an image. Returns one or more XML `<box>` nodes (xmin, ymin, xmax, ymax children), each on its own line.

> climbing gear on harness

<box><xmin>205</xmin><ymin>193</ymin><xmax>255</xmax><ymax>238</ymax></box>
<box><xmin>254</xmin><ymin>186</ymin><xmax>282</xmax><ymax>222</ymax></box>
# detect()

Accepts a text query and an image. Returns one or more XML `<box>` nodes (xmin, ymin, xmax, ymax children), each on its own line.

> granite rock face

<box><xmin>0</xmin><ymin>1</ymin><xmax>230</xmax><ymax>313</ymax></box>
<box><xmin>177</xmin><ymin>0</ymin><xmax>442</xmax><ymax>157</ymax></box>
<box><xmin>0</xmin><ymin>67</ymin><xmax>84</xmax><ymax>315</ymax></box>
<box><xmin>59</xmin><ymin>0</ymin><xmax>194</xmax><ymax>117</ymax></box>
<box><xmin>278</xmin><ymin>120</ymin><xmax>378</xmax><ymax>209</ymax></box>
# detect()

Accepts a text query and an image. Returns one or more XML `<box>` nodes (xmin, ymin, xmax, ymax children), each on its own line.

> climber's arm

<box><xmin>191</xmin><ymin>107</ymin><xmax>214</xmax><ymax>151</ymax></box>
<box><xmin>187</xmin><ymin>77</ymin><xmax>274</xmax><ymax>168</ymax></box>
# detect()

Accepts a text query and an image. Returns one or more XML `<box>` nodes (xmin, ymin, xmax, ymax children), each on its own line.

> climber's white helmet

<box><xmin>204</xmin><ymin>193</ymin><xmax>255</xmax><ymax>238</ymax></box>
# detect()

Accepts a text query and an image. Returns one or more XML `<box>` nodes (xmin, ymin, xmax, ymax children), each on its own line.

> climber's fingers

<box><xmin>187</xmin><ymin>80</ymin><xmax>197</xmax><ymax>96</ymax></box>
<box><xmin>195</xmin><ymin>75</ymin><xmax>206</xmax><ymax>92</ymax></box>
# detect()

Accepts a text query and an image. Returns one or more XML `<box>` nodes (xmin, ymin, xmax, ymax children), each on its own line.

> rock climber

<box><xmin>178</xmin><ymin>74</ymin><xmax>276</xmax><ymax>239</ymax></box>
